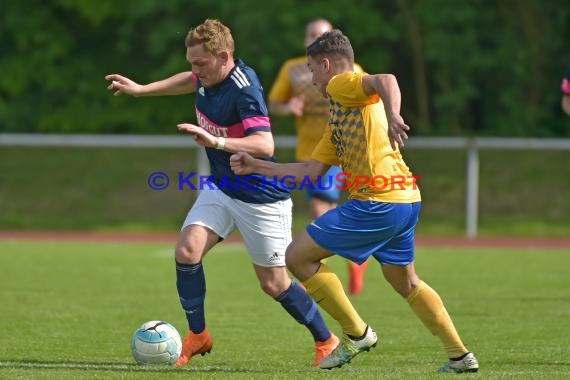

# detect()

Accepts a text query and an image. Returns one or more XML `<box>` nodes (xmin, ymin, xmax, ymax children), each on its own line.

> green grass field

<box><xmin>1</xmin><ymin>240</ymin><xmax>569</xmax><ymax>379</ymax></box>
<box><xmin>1</xmin><ymin>146</ymin><xmax>569</xmax><ymax>236</ymax></box>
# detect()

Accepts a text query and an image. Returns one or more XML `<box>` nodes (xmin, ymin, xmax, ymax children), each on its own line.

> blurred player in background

<box><xmin>561</xmin><ymin>61</ymin><xmax>570</xmax><ymax>116</ymax></box>
<box><xmin>268</xmin><ymin>19</ymin><xmax>368</xmax><ymax>296</ymax></box>
<box><xmin>231</xmin><ymin>29</ymin><xmax>479</xmax><ymax>373</ymax></box>
<box><xmin>106</xmin><ymin>19</ymin><xmax>339</xmax><ymax>368</ymax></box>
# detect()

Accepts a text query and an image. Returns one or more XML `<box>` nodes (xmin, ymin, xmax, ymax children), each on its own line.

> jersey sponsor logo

<box><xmin>196</xmin><ymin>109</ymin><xmax>229</xmax><ymax>137</ymax></box>
<box><xmin>330</xmin><ymin>125</ymin><xmax>345</xmax><ymax>157</ymax></box>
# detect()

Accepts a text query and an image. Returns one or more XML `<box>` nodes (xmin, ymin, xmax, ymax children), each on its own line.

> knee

<box><xmin>393</xmin><ymin>285</ymin><xmax>412</xmax><ymax>298</ymax></box>
<box><xmin>175</xmin><ymin>243</ymin><xmax>201</xmax><ymax>264</ymax></box>
<box><xmin>259</xmin><ymin>278</ymin><xmax>285</xmax><ymax>298</ymax></box>
<box><xmin>391</xmin><ymin>279</ymin><xmax>421</xmax><ymax>298</ymax></box>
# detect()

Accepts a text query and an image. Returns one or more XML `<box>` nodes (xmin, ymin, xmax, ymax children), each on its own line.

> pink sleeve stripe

<box><xmin>242</xmin><ymin>116</ymin><xmax>270</xmax><ymax>130</ymax></box>
<box><xmin>190</xmin><ymin>73</ymin><xmax>198</xmax><ymax>86</ymax></box>
<box><xmin>562</xmin><ymin>78</ymin><xmax>570</xmax><ymax>94</ymax></box>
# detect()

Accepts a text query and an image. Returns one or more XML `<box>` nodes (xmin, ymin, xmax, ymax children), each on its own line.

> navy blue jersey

<box><xmin>192</xmin><ymin>59</ymin><xmax>290</xmax><ymax>203</ymax></box>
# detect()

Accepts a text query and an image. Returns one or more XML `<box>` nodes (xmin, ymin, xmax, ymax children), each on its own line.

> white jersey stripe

<box><xmin>231</xmin><ymin>73</ymin><xmax>248</xmax><ymax>88</ymax></box>
<box><xmin>230</xmin><ymin>74</ymin><xmax>245</xmax><ymax>88</ymax></box>
<box><xmin>236</xmin><ymin>72</ymin><xmax>250</xmax><ymax>87</ymax></box>
<box><xmin>234</xmin><ymin>67</ymin><xmax>251</xmax><ymax>86</ymax></box>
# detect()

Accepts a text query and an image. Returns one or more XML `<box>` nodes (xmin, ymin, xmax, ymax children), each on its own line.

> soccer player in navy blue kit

<box><xmin>105</xmin><ymin>19</ymin><xmax>339</xmax><ymax>367</ymax></box>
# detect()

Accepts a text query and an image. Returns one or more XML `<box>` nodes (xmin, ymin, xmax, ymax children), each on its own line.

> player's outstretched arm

<box><xmin>230</xmin><ymin>153</ymin><xmax>329</xmax><ymax>182</ymax></box>
<box><xmin>105</xmin><ymin>71</ymin><xmax>197</xmax><ymax>97</ymax></box>
<box><xmin>362</xmin><ymin>74</ymin><xmax>410</xmax><ymax>150</ymax></box>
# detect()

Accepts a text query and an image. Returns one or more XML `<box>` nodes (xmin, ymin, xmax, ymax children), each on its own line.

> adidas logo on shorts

<box><xmin>268</xmin><ymin>252</ymin><xmax>281</xmax><ymax>263</ymax></box>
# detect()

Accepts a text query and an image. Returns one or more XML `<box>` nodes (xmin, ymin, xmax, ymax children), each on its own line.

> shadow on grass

<box><xmin>0</xmin><ymin>360</ymin><xmax>257</xmax><ymax>373</ymax></box>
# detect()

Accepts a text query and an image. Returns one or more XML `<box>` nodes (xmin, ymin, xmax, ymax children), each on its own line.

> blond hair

<box><xmin>185</xmin><ymin>19</ymin><xmax>235</xmax><ymax>55</ymax></box>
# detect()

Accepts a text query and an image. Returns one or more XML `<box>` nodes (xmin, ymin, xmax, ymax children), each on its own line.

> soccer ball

<box><xmin>131</xmin><ymin>321</ymin><xmax>182</xmax><ymax>365</ymax></box>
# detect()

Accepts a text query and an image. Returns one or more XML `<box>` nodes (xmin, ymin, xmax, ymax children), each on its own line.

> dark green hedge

<box><xmin>1</xmin><ymin>0</ymin><xmax>569</xmax><ymax>136</ymax></box>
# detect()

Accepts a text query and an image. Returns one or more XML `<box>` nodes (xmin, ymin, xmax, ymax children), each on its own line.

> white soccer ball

<box><xmin>131</xmin><ymin>320</ymin><xmax>182</xmax><ymax>365</ymax></box>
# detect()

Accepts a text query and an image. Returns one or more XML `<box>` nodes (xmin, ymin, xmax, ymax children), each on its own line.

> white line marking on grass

<box><xmin>0</xmin><ymin>361</ymin><xmax>249</xmax><ymax>373</ymax></box>
<box><xmin>0</xmin><ymin>362</ymin><xmax>133</xmax><ymax>370</ymax></box>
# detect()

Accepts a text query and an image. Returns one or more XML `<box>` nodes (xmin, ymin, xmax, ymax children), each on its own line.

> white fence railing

<box><xmin>3</xmin><ymin>134</ymin><xmax>570</xmax><ymax>238</ymax></box>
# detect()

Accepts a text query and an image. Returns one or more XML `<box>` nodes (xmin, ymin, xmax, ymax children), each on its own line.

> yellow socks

<box><xmin>407</xmin><ymin>281</ymin><xmax>468</xmax><ymax>358</ymax></box>
<box><xmin>302</xmin><ymin>263</ymin><xmax>367</xmax><ymax>337</ymax></box>
<box><xmin>302</xmin><ymin>265</ymin><xmax>468</xmax><ymax>358</ymax></box>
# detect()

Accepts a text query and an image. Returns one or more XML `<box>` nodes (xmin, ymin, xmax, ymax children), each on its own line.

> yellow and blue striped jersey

<box><xmin>311</xmin><ymin>71</ymin><xmax>421</xmax><ymax>203</ymax></box>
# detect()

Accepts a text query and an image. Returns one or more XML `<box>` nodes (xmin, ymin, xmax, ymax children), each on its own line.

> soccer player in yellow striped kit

<box><xmin>231</xmin><ymin>29</ymin><xmax>479</xmax><ymax>372</ymax></box>
<box><xmin>268</xmin><ymin>19</ymin><xmax>369</xmax><ymax>296</ymax></box>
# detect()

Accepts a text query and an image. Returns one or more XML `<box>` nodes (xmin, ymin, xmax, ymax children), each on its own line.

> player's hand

<box><xmin>287</xmin><ymin>95</ymin><xmax>305</xmax><ymax>117</ymax></box>
<box><xmin>387</xmin><ymin>114</ymin><xmax>410</xmax><ymax>150</ymax></box>
<box><xmin>177</xmin><ymin>123</ymin><xmax>217</xmax><ymax>147</ymax></box>
<box><xmin>230</xmin><ymin>152</ymin><xmax>256</xmax><ymax>175</ymax></box>
<box><xmin>105</xmin><ymin>74</ymin><xmax>143</xmax><ymax>96</ymax></box>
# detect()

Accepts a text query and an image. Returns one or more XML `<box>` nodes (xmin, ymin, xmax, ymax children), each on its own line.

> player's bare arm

<box><xmin>269</xmin><ymin>95</ymin><xmax>305</xmax><ymax>117</ymax></box>
<box><xmin>105</xmin><ymin>71</ymin><xmax>197</xmax><ymax>97</ymax></box>
<box><xmin>177</xmin><ymin>124</ymin><xmax>275</xmax><ymax>157</ymax></box>
<box><xmin>362</xmin><ymin>74</ymin><xmax>410</xmax><ymax>150</ymax></box>
<box><xmin>230</xmin><ymin>153</ymin><xmax>329</xmax><ymax>182</ymax></box>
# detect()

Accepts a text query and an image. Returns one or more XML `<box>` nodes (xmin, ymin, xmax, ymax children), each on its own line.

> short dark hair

<box><xmin>306</xmin><ymin>29</ymin><xmax>354</xmax><ymax>65</ymax></box>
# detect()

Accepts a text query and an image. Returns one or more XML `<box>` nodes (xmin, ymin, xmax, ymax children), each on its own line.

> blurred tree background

<box><xmin>1</xmin><ymin>0</ymin><xmax>569</xmax><ymax>235</ymax></box>
<box><xmin>1</xmin><ymin>0</ymin><xmax>569</xmax><ymax>136</ymax></box>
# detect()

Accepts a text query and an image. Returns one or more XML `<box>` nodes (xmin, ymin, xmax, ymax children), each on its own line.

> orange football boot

<box><xmin>174</xmin><ymin>329</ymin><xmax>213</xmax><ymax>367</ymax></box>
<box><xmin>313</xmin><ymin>333</ymin><xmax>340</xmax><ymax>367</ymax></box>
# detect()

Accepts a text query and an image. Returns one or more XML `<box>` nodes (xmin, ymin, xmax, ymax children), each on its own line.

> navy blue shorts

<box><xmin>304</xmin><ymin>165</ymin><xmax>343</xmax><ymax>203</ymax></box>
<box><xmin>306</xmin><ymin>200</ymin><xmax>421</xmax><ymax>266</ymax></box>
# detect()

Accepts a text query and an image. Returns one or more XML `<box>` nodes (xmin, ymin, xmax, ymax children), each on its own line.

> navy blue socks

<box><xmin>176</xmin><ymin>261</ymin><xmax>206</xmax><ymax>334</ymax></box>
<box><xmin>276</xmin><ymin>281</ymin><xmax>331</xmax><ymax>342</ymax></box>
